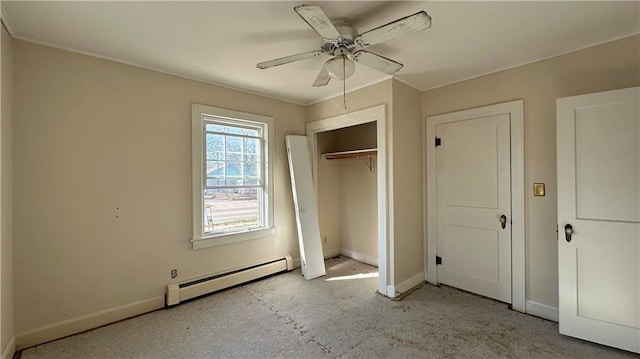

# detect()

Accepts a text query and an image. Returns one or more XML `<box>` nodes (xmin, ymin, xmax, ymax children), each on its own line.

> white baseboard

<box><xmin>385</xmin><ymin>272</ymin><xmax>426</xmax><ymax>298</ymax></box>
<box><xmin>15</xmin><ymin>295</ymin><xmax>165</xmax><ymax>350</ymax></box>
<box><xmin>339</xmin><ymin>248</ymin><xmax>378</xmax><ymax>267</ymax></box>
<box><xmin>323</xmin><ymin>248</ymin><xmax>340</xmax><ymax>258</ymax></box>
<box><xmin>292</xmin><ymin>248</ymin><xmax>341</xmax><ymax>269</ymax></box>
<box><xmin>1</xmin><ymin>336</ymin><xmax>15</xmax><ymax>359</ymax></box>
<box><xmin>526</xmin><ymin>300</ymin><xmax>559</xmax><ymax>322</ymax></box>
<box><xmin>292</xmin><ymin>248</ymin><xmax>376</xmax><ymax>275</ymax></box>
<box><xmin>386</xmin><ymin>285</ymin><xmax>396</xmax><ymax>298</ymax></box>
<box><xmin>393</xmin><ymin>272</ymin><xmax>425</xmax><ymax>294</ymax></box>
<box><xmin>293</xmin><ymin>248</ymin><xmax>377</xmax><ymax>268</ymax></box>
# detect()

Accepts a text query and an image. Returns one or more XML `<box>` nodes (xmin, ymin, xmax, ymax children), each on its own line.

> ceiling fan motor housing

<box><xmin>320</xmin><ymin>18</ymin><xmax>357</xmax><ymax>55</ymax></box>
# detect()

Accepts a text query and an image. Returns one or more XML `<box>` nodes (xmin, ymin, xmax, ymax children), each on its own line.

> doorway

<box><xmin>306</xmin><ymin>105</ymin><xmax>390</xmax><ymax>296</ymax></box>
<box><xmin>424</xmin><ymin>100</ymin><xmax>525</xmax><ymax>311</ymax></box>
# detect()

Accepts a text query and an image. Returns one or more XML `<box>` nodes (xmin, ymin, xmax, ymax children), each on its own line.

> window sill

<box><xmin>191</xmin><ymin>227</ymin><xmax>276</xmax><ymax>250</ymax></box>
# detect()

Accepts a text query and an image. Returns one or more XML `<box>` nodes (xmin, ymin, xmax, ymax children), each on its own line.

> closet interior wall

<box><xmin>316</xmin><ymin>122</ymin><xmax>378</xmax><ymax>266</ymax></box>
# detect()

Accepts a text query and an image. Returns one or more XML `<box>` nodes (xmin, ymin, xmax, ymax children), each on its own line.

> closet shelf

<box><xmin>322</xmin><ymin>148</ymin><xmax>377</xmax><ymax>160</ymax></box>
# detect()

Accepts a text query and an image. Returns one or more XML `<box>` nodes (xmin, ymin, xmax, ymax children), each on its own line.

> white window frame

<box><xmin>191</xmin><ymin>104</ymin><xmax>274</xmax><ymax>250</ymax></box>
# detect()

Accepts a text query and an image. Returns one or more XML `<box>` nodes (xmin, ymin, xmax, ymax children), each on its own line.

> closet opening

<box><xmin>306</xmin><ymin>105</ymin><xmax>390</xmax><ymax>296</ymax></box>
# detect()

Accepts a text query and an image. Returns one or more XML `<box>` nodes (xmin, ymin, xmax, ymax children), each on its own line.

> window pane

<box><xmin>205</xmin><ymin>133</ymin><xmax>225</xmax><ymax>160</ymax></box>
<box><xmin>245</xmin><ymin>162</ymin><xmax>259</xmax><ymax>178</ymax></box>
<box><xmin>226</xmin><ymin>162</ymin><xmax>243</xmax><ymax>177</ymax></box>
<box><xmin>240</xmin><ymin>128</ymin><xmax>260</xmax><ymax>136</ymax></box>
<box><xmin>227</xmin><ymin>152</ymin><xmax>242</xmax><ymax>161</ymax></box>
<box><xmin>205</xmin><ymin>121</ymin><xmax>261</xmax><ymax>137</ymax></box>
<box><xmin>244</xmin><ymin>138</ymin><xmax>260</xmax><ymax>154</ymax></box>
<box><xmin>203</xmin><ymin>188</ymin><xmax>260</xmax><ymax>235</ymax></box>
<box><xmin>225</xmin><ymin>178</ymin><xmax>243</xmax><ymax>186</ymax></box>
<box><xmin>225</xmin><ymin>126</ymin><xmax>244</xmax><ymax>135</ymax></box>
<box><xmin>225</xmin><ymin>136</ymin><xmax>242</xmax><ymax>152</ymax></box>
<box><xmin>244</xmin><ymin>153</ymin><xmax>258</xmax><ymax>163</ymax></box>
<box><xmin>205</xmin><ymin>124</ymin><xmax>225</xmax><ymax>132</ymax></box>
<box><xmin>206</xmin><ymin>180</ymin><xmax>260</xmax><ymax>187</ymax></box>
<box><xmin>206</xmin><ymin>161</ymin><xmax>225</xmax><ymax>178</ymax></box>
<box><xmin>245</xmin><ymin>178</ymin><xmax>260</xmax><ymax>186</ymax></box>
<box><xmin>206</xmin><ymin>179</ymin><xmax>225</xmax><ymax>187</ymax></box>
<box><xmin>205</xmin><ymin>130</ymin><xmax>262</xmax><ymax>187</ymax></box>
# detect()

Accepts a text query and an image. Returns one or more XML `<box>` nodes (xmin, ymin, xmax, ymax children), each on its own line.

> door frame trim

<box><xmin>423</xmin><ymin>100</ymin><xmax>525</xmax><ymax>312</ymax></box>
<box><xmin>306</xmin><ymin>105</ymin><xmax>391</xmax><ymax>297</ymax></box>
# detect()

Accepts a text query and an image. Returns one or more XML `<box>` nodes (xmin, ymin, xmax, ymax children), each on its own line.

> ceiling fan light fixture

<box><xmin>326</xmin><ymin>55</ymin><xmax>355</xmax><ymax>81</ymax></box>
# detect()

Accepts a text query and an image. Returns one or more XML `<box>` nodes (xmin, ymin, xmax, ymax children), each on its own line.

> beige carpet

<box><xmin>18</xmin><ymin>257</ymin><xmax>637</xmax><ymax>358</ymax></box>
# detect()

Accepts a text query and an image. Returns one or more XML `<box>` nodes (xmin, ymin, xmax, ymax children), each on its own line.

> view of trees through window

<box><xmin>203</xmin><ymin>121</ymin><xmax>263</xmax><ymax>235</ymax></box>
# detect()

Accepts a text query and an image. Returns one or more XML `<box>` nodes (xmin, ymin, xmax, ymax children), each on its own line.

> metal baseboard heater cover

<box><xmin>166</xmin><ymin>255</ymin><xmax>294</xmax><ymax>306</ymax></box>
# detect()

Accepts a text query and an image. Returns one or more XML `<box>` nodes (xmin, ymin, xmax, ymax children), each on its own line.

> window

<box><xmin>191</xmin><ymin>104</ymin><xmax>274</xmax><ymax>249</ymax></box>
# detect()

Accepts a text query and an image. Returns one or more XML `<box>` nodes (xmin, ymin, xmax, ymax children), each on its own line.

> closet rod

<box><xmin>322</xmin><ymin>148</ymin><xmax>377</xmax><ymax>160</ymax></box>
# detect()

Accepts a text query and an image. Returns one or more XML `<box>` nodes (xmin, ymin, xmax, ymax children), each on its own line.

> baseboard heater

<box><xmin>166</xmin><ymin>255</ymin><xmax>293</xmax><ymax>306</ymax></box>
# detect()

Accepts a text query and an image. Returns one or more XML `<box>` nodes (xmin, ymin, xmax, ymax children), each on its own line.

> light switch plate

<box><xmin>534</xmin><ymin>183</ymin><xmax>545</xmax><ymax>196</ymax></box>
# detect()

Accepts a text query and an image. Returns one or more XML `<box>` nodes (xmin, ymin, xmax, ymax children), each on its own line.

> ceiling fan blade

<box><xmin>352</xmin><ymin>50</ymin><xmax>403</xmax><ymax>74</ymax></box>
<box><xmin>313</xmin><ymin>63</ymin><xmax>331</xmax><ymax>87</ymax></box>
<box><xmin>257</xmin><ymin>50</ymin><xmax>323</xmax><ymax>69</ymax></box>
<box><xmin>354</xmin><ymin>11</ymin><xmax>432</xmax><ymax>48</ymax></box>
<box><xmin>294</xmin><ymin>4</ymin><xmax>340</xmax><ymax>40</ymax></box>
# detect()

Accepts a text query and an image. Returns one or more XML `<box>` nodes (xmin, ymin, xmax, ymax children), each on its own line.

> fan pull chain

<box><xmin>342</xmin><ymin>56</ymin><xmax>347</xmax><ymax>110</ymax></box>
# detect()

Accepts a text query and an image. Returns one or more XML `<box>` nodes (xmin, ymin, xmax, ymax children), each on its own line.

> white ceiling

<box><xmin>2</xmin><ymin>1</ymin><xmax>639</xmax><ymax>105</ymax></box>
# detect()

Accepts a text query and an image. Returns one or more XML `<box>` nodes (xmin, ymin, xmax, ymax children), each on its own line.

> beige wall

<box><xmin>338</xmin><ymin>159</ymin><xmax>377</xmax><ymax>262</ymax></box>
<box><xmin>306</xmin><ymin>80</ymin><xmax>392</xmax><ymax>123</ymax></box>
<box><xmin>391</xmin><ymin>81</ymin><xmax>423</xmax><ymax>284</ymax></box>
<box><xmin>335</xmin><ymin>122</ymin><xmax>376</xmax><ymax>151</ymax></box>
<box><xmin>1</xmin><ymin>24</ymin><xmax>13</xmax><ymax>350</ymax></box>
<box><xmin>316</xmin><ymin>131</ymin><xmax>340</xmax><ymax>253</ymax></box>
<box><xmin>422</xmin><ymin>35</ymin><xmax>640</xmax><ymax>308</ymax></box>
<box><xmin>12</xmin><ymin>40</ymin><xmax>306</xmax><ymax>334</ymax></box>
<box><xmin>335</xmin><ymin>123</ymin><xmax>377</xmax><ymax>262</ymax></box>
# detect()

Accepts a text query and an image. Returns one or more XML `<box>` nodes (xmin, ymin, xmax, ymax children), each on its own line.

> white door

<box><xmin>286</xmin><ymin>135</ymin><xmax>326</xmax><ymax>280</ymax></box>
<box><xmin>557</xmin><ymin>87</ymin><xmax>639</xmax><ymax>353</ymax></box>
<box><xmin>435</xmin><ymin>114</ymin><xmax>512</xmax><ymax>303</ymax></box>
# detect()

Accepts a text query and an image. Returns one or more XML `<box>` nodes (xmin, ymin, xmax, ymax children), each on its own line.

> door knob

<box><xmin>564</xmin><ymin>224</ymin><xmax>574</xmax><ymax>242</ymax></box>
<box><xmin>499</xmin><ymin>214</ymin><xmax>507</xmax><ymax>229</ymax></box>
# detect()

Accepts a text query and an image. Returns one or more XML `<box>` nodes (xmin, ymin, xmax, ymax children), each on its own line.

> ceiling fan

<box><xmin>257</xmin><ymin>4</ymin><xmax>432</xmax><ymax>87</ymax></box>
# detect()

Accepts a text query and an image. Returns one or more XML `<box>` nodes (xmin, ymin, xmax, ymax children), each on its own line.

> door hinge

<box><xmin>435</xmin><ymin>137</ymin><xmax>441</xmax><ymax>147</ymax></box>
<box><xmin>436</xmin><ymin>256</ymin><xmax>442</xmax><ymax>265</ymax></box>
